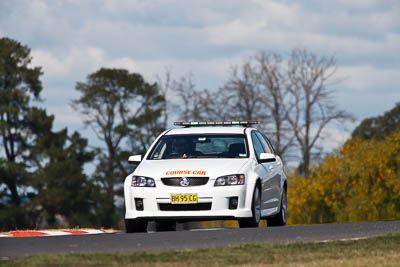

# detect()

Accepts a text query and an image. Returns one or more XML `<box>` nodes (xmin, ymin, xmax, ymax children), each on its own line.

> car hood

<box><xmin>134</xmin><ymin>158</ymin><xmax>249</xmax><ymax>180</ymax></box>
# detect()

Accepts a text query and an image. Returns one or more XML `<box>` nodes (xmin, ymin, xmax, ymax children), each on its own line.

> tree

<box><xmin>28</xmin><ymin>129</ymin><xmax>98</xmax><ymax>228</ymax></box>
<box><xmin>220</xmin><ymin>61</ymin><xmax>269</xmax><ymax>122</ymax></box>
<box><xmin>283</xmin><ymin>49</ymin><xmax>353</xmax><ymax>176</ymax></box>
<box><xmin>0</xmin><ymin>37</ymin><xmax>53</xmax><ymax>229</ymax></box>
<box><xmin>167</xmin><ymin>52</ymin><xmax>295</xmax><ymax>160</ymax></box>
<box><xmin>165</xmin><ymin>49</ymin><xmax>351</xmax><ymax>171</ymax></box>
<box><xmin>352</xmin><ymin>102</ymin><xmax>400</xmax><ymax>140</ymax></box>
<box><xmin>288</xmin><ymin>127</ymin><xmax>400</xmax><ymax>225</ymax></box>
<box><xmin>255</xmin><ymin>52</ymin><xmax>294</xmax><ymax>158</ymax></box>
<box><xmin>72</xmin><ymin>68</ymin><xmax>165</xmax><ymax>227</ymax></box>
<box><xmin>171</xmin><ymin>72</ymin><xmax>204</xmax><ymax>121</ymax></box>
<box><xmin>0</xmin><ymin>37</ymin><xmax>98</xmax><ymax>230</ymax></box>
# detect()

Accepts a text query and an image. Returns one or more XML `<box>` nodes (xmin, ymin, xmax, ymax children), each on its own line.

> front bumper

<box><xmin>124</xmin><ymin>181</ymin><xmax>253</xmax><ymax>220</ymax></box>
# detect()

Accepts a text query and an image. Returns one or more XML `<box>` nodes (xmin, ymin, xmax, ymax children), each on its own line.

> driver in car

<box><xmin>171</xmin><ymin>139</ymin><xmax>189</xmax><ymax>158</ymax></box>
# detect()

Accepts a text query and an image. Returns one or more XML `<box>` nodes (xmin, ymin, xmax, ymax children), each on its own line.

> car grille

<box><xmin>158</xmin><ymin>203</ymin><xmax>212</xmax><ymax>211</ymax></box>
<box><xmin>161</xmin><ymin>177</ymin><xmax>209</xmax><ymax>186</ymax></box>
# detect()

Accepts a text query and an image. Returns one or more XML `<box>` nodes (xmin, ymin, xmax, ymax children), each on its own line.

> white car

<box><xmin>124</xmin><ymin>121</ymin><xmax>287</xmax><ymax>232</ymax></box>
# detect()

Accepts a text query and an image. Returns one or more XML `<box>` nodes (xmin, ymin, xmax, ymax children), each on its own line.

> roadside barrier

<box><xmin>0</xmin><ymin>229</ymin><xmax>121</xmax><ymax>238</ymax></box>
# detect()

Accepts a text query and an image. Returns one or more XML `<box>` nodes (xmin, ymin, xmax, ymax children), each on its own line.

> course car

<box><xmin>124</xmin><ymin>121</ymin><xmax>287</xmax><ymax>232</ymax></box>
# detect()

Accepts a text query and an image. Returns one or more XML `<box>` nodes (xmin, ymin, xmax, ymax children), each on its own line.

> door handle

<box><xmin>268</xmin><ymin>165</ymin><xmax>274</xmax><ymax>170</ymax></box>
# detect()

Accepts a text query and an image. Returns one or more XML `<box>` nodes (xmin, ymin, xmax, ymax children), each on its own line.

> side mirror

<box><xmin>259</xmin><ymin>153</ymin><xmax>276</xmax><ymax>163</ymax></box>
<box><xmin>128</xmin><ymin>155</ymin><xmax>142</xmax><ymax>164</ymax></box>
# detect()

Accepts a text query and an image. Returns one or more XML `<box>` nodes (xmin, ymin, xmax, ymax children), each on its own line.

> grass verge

<box><xmin>2</xmin><ymin>234</ymin><xmax>400</xmax><ymax>266</ymax></box>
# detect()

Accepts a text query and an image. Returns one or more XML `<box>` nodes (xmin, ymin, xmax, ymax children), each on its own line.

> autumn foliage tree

<box><xmin>352</xmin><ymin>102</ymin><xmax>400</xmax><ymax>140</ymax></box>
<box><xmin>288</xmin><ymin>127</ymin><xmax>400</xmax><ymax>225</ymax></box>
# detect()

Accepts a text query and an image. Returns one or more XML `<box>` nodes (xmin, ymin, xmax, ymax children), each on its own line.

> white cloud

<box><xmin>255</xmin><ymin>1</ymin><xmax>300</xmax><ymax>28</ymax></box>
<box><xmin>337</xmin><ymin>64</ymin><xmax>400</xmax><ymax>91</ymax></box>
<box><xmin>102</xmin><ymin>0</ymin><xmax>156</xmax><ymax>14</ymax></box>
<box><xmin>31</xmin><ymin>46</ymin><xmax>106</xmax><ymax>81</ymax></box>
<box><xmin>206</xmin><ymin>19</ymin><xmax>267</xmax><ymax>46</ymax></box>
<box><xmin>105</xmin><ymin>57</ymin><xmax>138</xmax><ymax>72</ymax></box>
<box><xmin>2</xmin><ymin>0</ymin><xmax>400</xmax><ymax>154</ymax></box>
<box><xmin>46</xmin><ymin>105</ymin><xmax>83</xmax><ymax>126</ymax></box>
<box><xmin>31</xmin><ymin>50</ymin><xmax>69</xmax><ymax>78</ymax></box>
<box><xmin>205</xmin><ymin>1</ymin><xmax>301</xmax><ymax>47</ymax></box>
<box><xmin>335</xmin><ymin>0</ymin><xmax>385</xmax><ymax>9</ymax></box>
<box><xmin>316</xmin><ymin>126</ymin><xmax>352</xmax><ymax>152</ymax></box>
<box><xmin>29</xmin><ymin>0</ymin><xmax>49</xmax><ymax>18</ymax></box>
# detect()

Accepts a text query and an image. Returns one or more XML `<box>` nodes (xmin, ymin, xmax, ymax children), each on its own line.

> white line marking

<box><xmin>40</xmin><ymin>231</ymin><xmax>73</xmax><ymax>236</ymax></box>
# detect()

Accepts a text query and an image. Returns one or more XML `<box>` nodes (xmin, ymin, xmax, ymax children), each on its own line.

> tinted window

<box><xmin>251</xmin><ymin>131</ymin><xmax>265</xmax><ymax>159</ymax></box>
<box><xmin>148</xmin><ymin>134</ymin><xmax>249</xmax><ymax>159</ymax></box>
<box><xmin>255</xmin><ymin>131</ymin><xmax>273</xmax><ymax>154</ymax></box>
<box><xmin>262</xmin><ymin>134</ymin><xmax>276</xmax><ymax>155</ymax></box>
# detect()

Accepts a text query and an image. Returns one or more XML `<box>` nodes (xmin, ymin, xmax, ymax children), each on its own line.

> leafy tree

<box><xmin>0</xmin><ymin>37</ymin><xmax>53</xmax><ymax>229</ymax></box>
<box><xmin>288</xmin><ymin>128</ymin><xmax>400</xmax><ymax>225</ymax></box>
<box><xmin>0</xmin><ymin>37</ymin><xmax>98</xmax><ymax>230</ymax></box>
<box><xmin>0</xmin><ymin>37</ymin><xmax>43</xmax><ymax>203</ymax></box>
<box><xmin>28</xmin><ymin>129</ymin><xmax>98</xmax><ymax>228</ymax></box>
<box><xmin>352</xmin><ymin>102</ymin><xmax>400</xmax><ymax>140</ymax></box>
<box><xmin>72</xmin><ymin>68</ymin><xmax>165</xmax><ymax>227</ymax></box>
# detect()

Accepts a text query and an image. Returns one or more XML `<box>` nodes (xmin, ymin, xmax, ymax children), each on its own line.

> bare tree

<box><xmin>283</xmin><ymin>49</ymin><xmax>353</xmax><ymax>176</ymax></box>
<box><xmin>197</xmin><ymin>88</ymin><xmax>232</xmax><ymax>121</ymax></box>
<box><xmin>255</xmin><ymin>52</ymin><xmax>295</xmax><ymax>158</ymax></box>
<box><xmin>207</xmin><ymin>54</ymin><xmax>295</xmax><ymax>160</ymax></box>
<box><xmin>161</xmin><ymin>49</ymin><xmax>351</xmax><ymax>173</ymax></box>
<box><xmin>167</xmin><ymin>55</ymin><xmax>296</xmax><ymax>160</ymax></box>
<box><xmin>222</xmin><ymin>61</ymin><xmax>268</xmax><ymax>122</ymax></box>
<box><xmin>156</xmin><ymin>67</ymin><xmax>175</xmax><ymax>129</ymax></box>
<box><xmin>171</xmin><ymin>72</ymin><xmax>204</xmax><ymax>121</ymax></box>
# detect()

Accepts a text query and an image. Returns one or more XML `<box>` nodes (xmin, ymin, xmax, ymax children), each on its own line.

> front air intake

<box><xmin>158</xmin><ymin>203</ymin><xmax>212</xmax><ymax>211</ymax></box>
<box><xmin>161</xmin><ymin>177</ymin><xmax>209</xmax><ymax>186</ymax></box>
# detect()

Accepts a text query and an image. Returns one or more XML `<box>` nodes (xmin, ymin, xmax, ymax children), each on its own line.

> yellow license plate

<box><xmin>170</xmin><ymin>194</ymin><xmax>198</xmax><ymax>204</ymax></box>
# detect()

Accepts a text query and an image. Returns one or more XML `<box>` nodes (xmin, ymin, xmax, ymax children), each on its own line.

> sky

<box><xmin>1</xmin><ymin>0</ymin><xmax>399</xmax><ymax>157</ymax></box>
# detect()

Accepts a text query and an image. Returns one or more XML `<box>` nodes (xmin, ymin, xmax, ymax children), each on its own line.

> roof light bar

<box><xmin>174</xmin><ymin>121</ymin><xmax>259</xmax><ymax>127</ymax></box>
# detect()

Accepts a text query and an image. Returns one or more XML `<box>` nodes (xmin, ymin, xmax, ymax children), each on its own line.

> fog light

<box><xmin>229</xmin><ymin>197</ymin><xmax>238</xmax><ymax>210</ymax></box>
<box><xmin>135</xmin><ymin>198</ymin><xmax>144</xmax><ymax>211</ymax></box>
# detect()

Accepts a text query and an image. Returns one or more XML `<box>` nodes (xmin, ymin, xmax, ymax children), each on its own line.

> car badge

<box><xmin>180</xmin><ymin>177</ymin><xmax>190</xmax><ymax>187</ymax></box>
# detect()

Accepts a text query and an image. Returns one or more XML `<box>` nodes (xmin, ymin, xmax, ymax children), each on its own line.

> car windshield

<box><xmin>148</xmin><ymin>134</ymin><xmax>249</xmax><ymax>159</ymax></box>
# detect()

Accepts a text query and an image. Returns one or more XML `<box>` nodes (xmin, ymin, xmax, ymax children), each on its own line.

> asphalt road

<box><xmin>2</xmin><ymin>220</ymin><xmax>400</xmax><ymax>258</ymax></box>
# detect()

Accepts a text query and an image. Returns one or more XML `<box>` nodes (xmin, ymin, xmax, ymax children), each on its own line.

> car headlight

<box><xmin>131</xmin><ymin>176</ymin><xmax>156</xmax><ymax>187</ymax></box>
<box><xmin>214</xmin><ymin>174</ymin><xmax>245</xmax><ymax>186</ymax></box>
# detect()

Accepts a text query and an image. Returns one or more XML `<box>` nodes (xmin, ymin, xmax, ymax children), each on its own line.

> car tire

<box><xmin>155</xmin><ymin>220</ymin><xmax>176</xmax><ymax>232</ymax></box>
<box><xmin>125</xmin><ymin>218</ymin><xmax>148</xmax><ymax>233</ymax></box>
<box><xmin>238</xmin><ymin>184</ymin><xmax>261</xmax><ymax>228</ymax></box>
<box><xmin>267</xmin><ymin>188</ymin><xmax>287</xmax><ymax>227</ymax></box>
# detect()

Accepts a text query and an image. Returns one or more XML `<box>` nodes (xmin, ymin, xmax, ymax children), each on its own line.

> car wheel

<box><xmin>155</xmin><ymin>220</ymin><xmax>176</xmax><ymax>231</ymax></box>
<box><xmin>125</xmin><ymin>218</ymin><xmax>148</xmax><ymax>233</ymax></box>
<box><xmin>238</xmin><ymin>184</ymin><xmax>261</xmax><ymax>228</ymax></box>
<box><xmin>267</xmin><ymin>188</ymin><xmax>287</xmax><ymax>227</ymax></box>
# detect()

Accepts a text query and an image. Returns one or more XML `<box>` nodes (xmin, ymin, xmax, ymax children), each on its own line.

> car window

<box><xmin>255</xmin><ymin>131</ymin><xmax>273</xmax><ymax>154</ymax></box>
<box><xmin>262</xmin><ymin>134</ymin><xmax>276</xmax><ymax>155</ymax></box>
<box><xmin>148</xmin><ymin>134</ymin><xmax>249</xmax><ymax>159</ymax></box>
<box><xmin>251</xmin><ymin>131</ymin><xmax>265</xmax><ymax>160</ymax></box>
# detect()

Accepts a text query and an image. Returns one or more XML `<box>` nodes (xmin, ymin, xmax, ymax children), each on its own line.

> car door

<box><xmin>255</xmin><ymin>132</ymin><xmax>282</xmax><ymax>210</ymax></box>
<box><xmin>251</xmin><ymin>131</ymin><xmax>275</xmax><ymax>215</ymax></box>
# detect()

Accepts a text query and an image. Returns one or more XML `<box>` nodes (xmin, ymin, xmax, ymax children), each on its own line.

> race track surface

<box><xmin>1</xmin><ymin>220</ymin><xmax>400</xmax><ymax>258</ymax></box>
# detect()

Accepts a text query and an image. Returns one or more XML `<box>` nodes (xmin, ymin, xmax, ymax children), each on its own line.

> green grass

<box><xmin>2</xmin><ymin>234</ymin><xmax>400</xmax><ymax>266</ymax></box>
